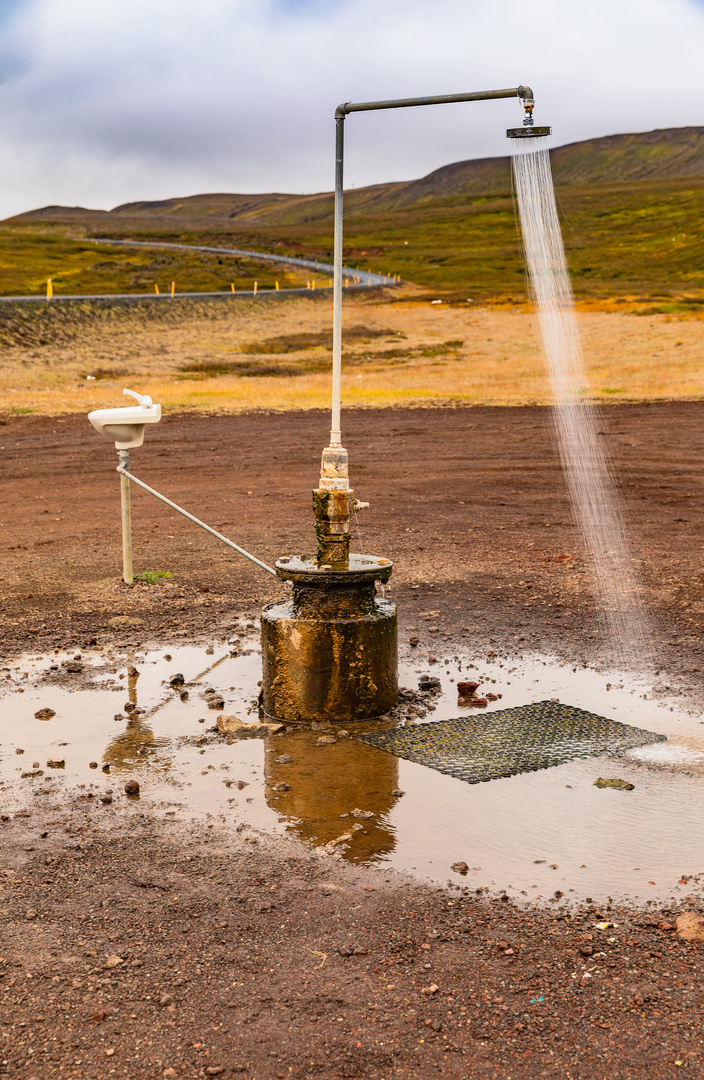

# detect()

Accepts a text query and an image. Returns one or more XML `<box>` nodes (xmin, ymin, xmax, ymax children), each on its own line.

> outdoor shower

<box><xmin>88</xmin><ymin>87</ymin><xmax>549</xmax><ymax>723</ymax></box>
<box><xmin>261</xmin><ymin>85</ymin><xmax>547</xmax><ymax>723</ymax></box>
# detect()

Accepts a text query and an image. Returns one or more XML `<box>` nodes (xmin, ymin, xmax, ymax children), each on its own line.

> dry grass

<box><xmin>1</xmin><ymin>293</ymin><xmax>703</xmax><ymax>417</ymax></box>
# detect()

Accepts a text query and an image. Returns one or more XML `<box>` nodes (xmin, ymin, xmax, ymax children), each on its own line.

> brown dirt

<box><xmin>2</xmin><ymin>402</ymin><xmax>704</xmax><ymax>1079</ymax></box>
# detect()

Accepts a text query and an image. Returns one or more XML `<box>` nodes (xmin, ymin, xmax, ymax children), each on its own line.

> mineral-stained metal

<box><xmin>358</xmin><ymin>700</ymin><xmax>666</xmax><ymax>784</ymax></box>
<box><xmin>261</xmin><ymin>554</ymin><xmax>397</xmax><ymax>723</ymax></box>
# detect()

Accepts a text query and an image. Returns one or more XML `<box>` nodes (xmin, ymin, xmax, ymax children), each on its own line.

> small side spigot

<box><xmin>123</xmin><ymin>388</ymin><xmax>153</xmax><ymax>409</ymax></box>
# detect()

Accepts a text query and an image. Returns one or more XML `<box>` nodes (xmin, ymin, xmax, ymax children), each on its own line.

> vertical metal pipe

<box><xmin>330</xmin><ymin>115</ymin><xmax>345</xmax><ymax>447</ymax></box>
<box><xmin>118</xmin><ymin>449</ymin><xmax>133</xmax><ymax>584</ymax></box>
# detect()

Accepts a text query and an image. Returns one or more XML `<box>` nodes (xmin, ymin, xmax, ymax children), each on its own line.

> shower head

<box><xmin>507</xmin><ymin>125</ymin><xmax>551</xmax><ymax>138</ymax></box>
<box><xmin>507</xmin><ymin>87</ymin><xmax>550</xmax><ymax>138</ymax></box>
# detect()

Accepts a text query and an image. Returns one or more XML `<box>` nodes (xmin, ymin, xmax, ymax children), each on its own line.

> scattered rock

<box><xmin>273</xmin><ymin>782</ymin><xmax>290</xmax><ymax>792</ymax></box>
<box><xmin>421</xmin><ymin>984</ymin><xmax>439</xmax><ymax>996</ymax></box>
<box><xmin>104</xmin><ymin>955</ymin><xmax>123</xmax><ymax>969</ymax></box>
<box><xmin>276</xmin><ymin>754</ymin><xmax>293</xmax><ymax>765</ymax></box>
<box><xmin>124</xmin><ymin>780</ymin><xmax>140</xmax><ymax>797</ymax></box>
<box><xmin>457</xmin><ymin>681</ymin><xmax>479</xmax><ymax>696</ymax></box>
<box><xmin>46</xmin><ymin>758</ymin><xmax>65</xmax><ymax>769</ymax></box>
<box><xmin>114</xmin><ymin>713</ymin><xmax>125</xmax><ymax>721</ymax></box>
<box><xmin>594</xmin><ymin>777</ymin><xmax>635</xmax><ymax>791</ymax></box>
<box><xmin>100</xmin><ymin>795</ymin><xmax>113</xmax><ymax>805</ymax></box>
<box><xmin>127</xmin><ymin>666</ymin><xmax>140</xmax><ymax>678</ymax></box>
<box><xmin>15</xmin><ymin>748</ymin><xmax>24</xmax><ymax>755</ymax></box>
<box><xmin>169</xmin><ymin>673</ymin><xmax>185</xmax><ymax>687</ymax></box>
<box><xmin>34</xmin><ymin>707</ymin><xmax>56</xmax><ymax>720</ymax></box>
<box><xmin>351</xmin><ymin>808</ymin><xmax>374</xmax><ymax>819</ymax></box>
<box><xmin>431</xmin><ymin>1018</ymin><xmax>443</xmax><ymax>1032</ymax></box>
<box><xmin>205</xmin><ymin>688</ymin><xmax>225</xmax><ymax>710</ymax></box>
<box><xmin>217</xmin><ymin>715</ymin><xmax>283</xmax><ymax>737</ymax></box>
<box><xmin>205</xmin><ymin>1069</ymin><xmax>225</xmax><ymax>1077</ymax></box>
<box><xmin>159</xmin><ymin>993</ymin><xmax>174</xmax><ymax>1007</ymax></box>
<box><xmin>316</xmin><ymin>735</ymin><xmax>337</xmax><ymax>746</ymax></box>
<box><xmin>419</xmin><ymin>675</ymin><xmax>441</xmax><ymax>693</ymax></box>
<box><xmin>409</xmin><ymin>636</ymin><xmax>419</xmax><ymax>646</ymax></box>
<box><xmin>25</xmin><ymin>909</ymin><xmax>38</xmax><ymax>920</ymax></box>
<box><xmin>451</xmin><ymin>861</ymin><xmax>469</xmax><ymax>875</ymax></box>
<box><xmin>63</xmin><ymin>660</ymin><xmax>84</xmax><ymax>673</ymax></box>
<box><xmin>485</xmin><ymin>692</ymin><xmax>499</xmax><ymax>702</ymax></box>
<box><xmin>390</xmin><ymin>789</ymin><xmax>405</xmax><ymax>797</ymax></box>
<box><xmin>675</xmin><ymin>913</ymin><xmax>704</xmax><ymax>942</ymax></box>
<box><xmin>468</xmin><ymin>697</ymin><xmax>488</xmax><ymax>707</ymax></box>
<box><xmin>89</xmin><ymin>761</ymin><xmax>98</xmax><ymax>768</ymax></box>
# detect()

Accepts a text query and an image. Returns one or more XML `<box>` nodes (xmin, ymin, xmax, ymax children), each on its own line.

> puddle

<box><xmin>2</xmin><ymin>641</ymin><xmax>704</xmax><ymax>906</ymax></box>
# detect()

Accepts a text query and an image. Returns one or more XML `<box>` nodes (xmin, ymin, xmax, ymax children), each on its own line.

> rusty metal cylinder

<box><xmin>261</xmin><ymin>555</ymin><xmax>397</xmax><ymax>724</ymax></box>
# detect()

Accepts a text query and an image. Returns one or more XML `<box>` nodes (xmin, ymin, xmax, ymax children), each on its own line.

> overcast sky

<box><xmin>0</xmin><ymin>0</ymin><xmax>702</xmax><ymax>219</ymax></box>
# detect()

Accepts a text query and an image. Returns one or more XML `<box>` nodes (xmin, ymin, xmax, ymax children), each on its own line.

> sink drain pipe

<box><xmin>116</xmin><ymin>455</ymin><xmax>277</xmax><ymax>579</ymax></box>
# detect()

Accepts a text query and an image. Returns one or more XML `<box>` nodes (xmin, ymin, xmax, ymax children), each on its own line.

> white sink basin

<box><xmin>89</xmin><ymin>402</ymin><xmax>161</xmax><ymax>449</ymax></box>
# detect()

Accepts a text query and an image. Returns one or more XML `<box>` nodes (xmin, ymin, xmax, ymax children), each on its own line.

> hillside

<box><xmin>4</xmin><ymin>127</ymin><xmax>704</xmax><ymax>302</ymax></box>
<box><xmin>12</xmin><ymin>126</ymin><xmax>704</xmax><ymax>228</ymax></box>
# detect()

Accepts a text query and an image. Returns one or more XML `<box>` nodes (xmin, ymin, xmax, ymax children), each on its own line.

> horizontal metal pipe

<box><xmin>116</xmin><ymin>466</ymin><xmax>278</xmax><ymax>578</ymax></box>
<box><xmin>335</xmin><ymin>85</ymin><xmax>532</xmax><ymax>118</ymax></box>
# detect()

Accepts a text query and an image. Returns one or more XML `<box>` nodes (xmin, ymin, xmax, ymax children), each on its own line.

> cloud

<box><xmin>0</xmin><ymin>0</ymin><xmax>702</xmax><ymax>217</ymax></box>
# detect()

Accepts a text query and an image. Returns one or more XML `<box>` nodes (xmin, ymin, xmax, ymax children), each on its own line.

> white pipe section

<box><xmin>116</xmin><ymin>466</ymin><xmax>278</xmax><ymax>578</ymax></box>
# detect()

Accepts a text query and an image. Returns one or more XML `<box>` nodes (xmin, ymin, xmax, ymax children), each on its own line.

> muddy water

<box><xmin>2</xmin><ymin>642</ymin><xmax>703</xmax><ymax>906</ymax></box>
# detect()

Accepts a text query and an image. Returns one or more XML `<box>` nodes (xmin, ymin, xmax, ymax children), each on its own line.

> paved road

<box><xmin>0</xmin><ymin>237</ymin><xmax>397</xmax><ymax>304</ymax></box>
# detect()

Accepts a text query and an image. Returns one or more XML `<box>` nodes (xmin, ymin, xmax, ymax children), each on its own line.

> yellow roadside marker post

<box><xmin>253</xmin><ymin>281</ymin><xmax>258</xmax><ymax>296</ymax></box>
<box><xmin>154</xmin><ymin>284</ymin><xmax>160</xmax><ymax>294</ymax></box>
<box><xmin>46</xmin><ymin>278</ymin><xmax>53</xmax><ymax>298</ymax></box>
<box><xmin>231</xmin><ymin>283</ymin><xmax>235</xmax><ymax>292</ymax></box>
<box><xmin>275</xmin><ymin>281</ymin><xmax>279</xmax><ymax>291</ymax></box>
<box><xmin>170</xmin><ymin>281</ymin><xmax>175</xmax><ymax>298</ymax></box>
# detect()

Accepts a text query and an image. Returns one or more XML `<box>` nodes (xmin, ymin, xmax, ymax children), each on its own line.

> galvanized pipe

<box><xmin>118</xmin><ymin>449</ymin><xmax>133</xmax><ymax>584</ymax></box>
<box><xmin>116</xmin><ymin>465</ymin><xmax>278</xmax><ymax>578</ymax></box>
<box><xmin>329</xmin><ymin>84</ymin><xmax>533</xmax><ymax>448</ymax></box>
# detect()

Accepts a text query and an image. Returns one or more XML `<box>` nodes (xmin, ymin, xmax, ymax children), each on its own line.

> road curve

<box><xmin>0</xmin><ymin>237</ymin><xmax>398</xmax><ymax>304</ymax></box>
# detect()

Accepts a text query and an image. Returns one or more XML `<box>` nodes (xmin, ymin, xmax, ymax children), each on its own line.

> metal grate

<box><xmin>359</xmin><ymin>700</ymin><xmax>666</xmax><ymax>785</ymax></box>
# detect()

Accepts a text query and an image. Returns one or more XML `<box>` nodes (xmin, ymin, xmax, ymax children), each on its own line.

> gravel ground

<box><xmin>2</xmin><ymin>403</ymin><xmax>704</xmax><ymax>1078</ymax></box>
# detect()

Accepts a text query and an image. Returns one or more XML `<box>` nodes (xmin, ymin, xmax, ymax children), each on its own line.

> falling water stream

<box><xmin>512</xmin><ymin>139</ymin><xmax>652</xmax><ymax>669</ymax></box>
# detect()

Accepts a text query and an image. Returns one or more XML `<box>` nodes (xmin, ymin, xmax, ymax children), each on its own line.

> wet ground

<box><xmin>2</xmin><ymin>404</ymin><xmax>704</xmax><ymax>1077</ymax></box>
<box><xmin>3</xmin><ymin>638</ymin><xmax>703</xmax><ymax>909</ymax></box>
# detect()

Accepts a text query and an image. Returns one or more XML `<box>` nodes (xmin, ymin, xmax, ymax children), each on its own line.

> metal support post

<box><xmin>118</xmin><ymin>449</ymin><xmax>133</xmax><ymax>584</ymax></box>
<box><xmin>331</xmin><ymin>115</ymin><xmax>345</xmax><ymax>448</ymax></box>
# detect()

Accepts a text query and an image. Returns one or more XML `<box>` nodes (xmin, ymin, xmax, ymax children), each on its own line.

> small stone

<box><xmin>457</xmin><ymin>681</ymin><xmax>479</xmax><ymax>696</ymax></box>
<box><xmin>205</xmin><ymin>1069</ymin><xmax>225</xmax><ymax>1077</ymax></box>
<box><xmin>34</xmin><ymin>707</ymin><xmax>56</xmax><ymax>720</ymax></box>
<box><xmin>64</xmin><ymin>661</ymin><xmax>84</xmax><ymax>673</ymax></box>
<box><xmin>164</xmin><ymin>1071</ymin><xmax>178</xmax><ymax>1078</ymax></box>
<box><xmin>15</xmin><ymin>748</ymin><xmax>25</xmax><ymax>755</ymax></box>
<box><xmin>316</xmin><ymin>735</ymin><xmax>337</xmax><ymax>746</ymax></box>
<box><xmin>105</xmin><ymin>1048</ymin><xmax>115</xmax><ymax>1056</ymax></box>
<box><xmin>169</xmin><ymin>673</ymin><xmax>185</xmax><ymax>687</ymax></box>
<box><xmin>273</xmin><ymin>781</ymin><xmax>290</xmax><ymax>793</ymax></box>
<box><xmin>485</xmin><ymin>692</ymin><xmax>499</xmax><ymax>701</ymax></box>
<box><xmin>217</xmin><ymin>715</ymin><xmax>283</xmax><ymax>736</ymax></box>
<box><xmin>351</xmin><ymin>808</ymin><xmax>374</xmax><ymax>818</ymax></box>
<box><xmin>89</xmin><ymin>761</ymin><xmax>98</xmax><ymax>769</ymax></box>
<box><xmin>579</xmin><ymin>945</ymin><xmax>594</xmax><ymax>956</ymax></box>
<box><xmin>594</xmin><ymin>777</ymin><xmax>635</xmax><ymax>791</ymax></box>
<box><xmin>159</xmin><ymin>993</ymin><xmax>174</xmax><ymax>1007</ymax></box>
<box><xmin>102</xmin><ymin>764</ymin><xmax>111</xmax><ymax>772</ymax></box>
<box><xmin>421</xmin><ymin>984</ymin><xmax>439</xmax><ymax>996</ymax></box>
<box><xmin>124</xmin><ymin>702</ymin><xmax>137</xmax><ymax>713</ymax></box>
<box><xmin>276</xmin><ymin>754</ymin><xmax>293</xmax><ymax>764</ymax></box>
<box><xmin>127</xmin><ymin>666</ymin><xmax>140</xmax><ymax>678</ymax></box>
<box><xmin>46</xmin><ymin>758</ymin><xmax>65</xmax><ymax>769</ymax></box>
<box><xmin>468</xmin><ymin>697</ymin><xmax>488</xmax><ymax>707</ymax></box>
<box><xmin>391</xmin><ymin>789</ymin><xmax>405</xmax><ymax>797</ymax></box>
<box><xmin>409</xmin><ymin>636</ymin><xmax>419</xmax><ymax>646</ymax></box>
<box><xmin>25</xmin><ymin>909</ymin><xmax>38</xmax><ymax>920</ymax></box>
<box><xmin>104</xmin><ymin>955</ymin><xmax>123</xmax><ymax>969</ymax></box>
<box><xmin>100</xmin><ymin>795</ymin><xmax>113</xmax><ymax>805</ymax></box>
<box><xmin>496</xmin><ymin>941</ymin><xmax>511</xmax><ymax>951</ymax></box>
<box><xmin>451</xmin><ymin>861</ymin><xmax>469</xmax><ymax>875</ymax></box>
<box><xmin>114</xmin><ymin>713</ymin><xmax>125</xmax><ymax>721</ymax></box>
<box><xmin>179</xmin><ymin>690</ymin><xmax>189</xmax><ymax>701</ymax></box>
<box><xmin>124</xmin><ymin>780</ymin><xmax>140</xmax><ymax>796</ymax></box>
<box><xmin>675</xmin><ymin>913</ymin><xmax>704</xmax><ymax>942</ymax></box>
<box><xmin>431</xmin><ymin>1018</ymin><xmax>443</xmax><ymax>1032</ymax></box>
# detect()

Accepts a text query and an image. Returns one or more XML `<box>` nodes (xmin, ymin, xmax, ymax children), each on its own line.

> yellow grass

<box><xmin>1</xmin><ymin>294</ymin><xmax>704</xmax><ymax>416</ymax></box>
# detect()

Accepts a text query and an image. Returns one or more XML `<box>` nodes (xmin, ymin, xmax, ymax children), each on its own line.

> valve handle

<box><xmin>123</xmin><ymin>388</ymin><xmax>153</xmax><ymax>408</ymax></box>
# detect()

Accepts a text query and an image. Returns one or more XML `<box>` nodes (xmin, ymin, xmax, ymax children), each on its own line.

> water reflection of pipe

<box><xmin>264</xmin><ymin>731</ymin><xmax>399</xmax><ymax>863</ymax></box>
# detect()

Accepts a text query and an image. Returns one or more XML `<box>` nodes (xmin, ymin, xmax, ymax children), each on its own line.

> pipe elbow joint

<box><xmin>517</xmin><ymin>85</ymin><xmax>534</xmax><ymax>103</ymax></box>
<box><xmin>335</xmin><ymin>101</ymin><xmax>351</xmax><ymax>119</ymax></box>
